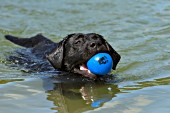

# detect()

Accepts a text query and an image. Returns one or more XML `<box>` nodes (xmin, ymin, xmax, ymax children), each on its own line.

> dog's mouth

<box><xmin>79</xmin><ymin>63</ymin><xmax>90</xmax><ymax>73</ymax></box>
<box><xmin>73</xmin><ymin>55</ymin><xmax>96</xmax><ymax>78</ymax></box>
<box><xmin>74</xmin><ymin>51</ymin><xmax>111</xmax><ymax>78</ymax></box>
<box><xmin>78</xmin><ymin>63</ymin><xmax>96</xmax><ymax>78</ymax></box>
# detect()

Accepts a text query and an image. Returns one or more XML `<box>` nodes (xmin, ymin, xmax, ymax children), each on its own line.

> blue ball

<box><xmin>87</xmin><ymin>53</ymin><xmax>113</xmax><ymax>76</ymax></box>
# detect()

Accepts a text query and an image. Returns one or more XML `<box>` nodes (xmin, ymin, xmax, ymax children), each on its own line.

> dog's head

<box><xmin>47</xmin><ymin>33</ymin><xmax>121</xmax><ymax>78</ymax></box>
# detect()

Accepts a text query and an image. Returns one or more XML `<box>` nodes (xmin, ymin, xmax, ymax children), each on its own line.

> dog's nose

<box><xmin>90</xmin><ymin>42</ymin><xmax>96</xmax><ymax>48</ymax></box>
<box><xmin>89</xmin><ymin>41</ymin><xmax>102</xmax><ymax>49</ymax></box>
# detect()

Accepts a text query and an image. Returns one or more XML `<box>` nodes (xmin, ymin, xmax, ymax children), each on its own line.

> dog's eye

<box><xmin>74</xmin><ymin>40</ymin><xmax>81</xmax><ymax>45</ymax></box>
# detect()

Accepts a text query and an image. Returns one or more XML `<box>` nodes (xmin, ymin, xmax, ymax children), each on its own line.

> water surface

<box><xmin>0</xmin><ymin>0</ymin><xmax>170</xmax><ymax>113</ymax></box>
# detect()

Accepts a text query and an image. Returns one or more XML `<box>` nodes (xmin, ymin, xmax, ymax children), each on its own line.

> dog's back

<box><xmin>5</xmin><ymin>34</ymin><xmax>58</xmax><ymax>58</ymax></box>
<box><xmin>5</xmin><ymin>34</ymin><xmax>58</xmax><ymax>72</ymax></box>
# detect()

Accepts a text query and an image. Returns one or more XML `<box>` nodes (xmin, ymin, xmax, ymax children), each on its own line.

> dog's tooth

<box><xmin>80</xmin><ymin>65</ymin><xmax>88</xmax><ymax>71</ymax></box>
<box><xmin>88</xmin><ymin>70</ymin><xmax>91</xmax><ymax>73</ymax></box>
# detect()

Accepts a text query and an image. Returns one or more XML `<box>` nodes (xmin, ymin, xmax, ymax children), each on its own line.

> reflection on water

<box><xmin>0</xmin><ymin>75</ymin><xmax>169</xmax><ymax>113</ymax></box>
<box><xmin>42</xmin><ymin>75</ymin><xmax>170</xmax><ymax>113</ymax></box>
<box><xmin>42</xmin><ymin>75</ymin><xmax>120</xmax><ymax>113</ymax></box>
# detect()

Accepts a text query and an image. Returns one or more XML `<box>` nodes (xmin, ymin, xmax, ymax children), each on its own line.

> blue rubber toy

<box><xmin>87</xmin><ymin>53</ymin><xmax>113</xmax><ymax>76</ymax></box>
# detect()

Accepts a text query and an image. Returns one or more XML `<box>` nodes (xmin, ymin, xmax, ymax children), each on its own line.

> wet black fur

<box><xmin>5</xmin><ymin>33</ymin><xmax>121</xmax><ymax>77</ymax></box>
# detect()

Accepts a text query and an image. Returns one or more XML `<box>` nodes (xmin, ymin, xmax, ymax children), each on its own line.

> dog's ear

<box><xmin>105</xmin><ymin>41</ymin><xmax>121</xmax><ymax>70</ymax></box>
<box><xmin>96</xmin><ymin>34</ymin><xmax>121</xmax><ymax>70</ymax></box>
<box><xmin>46</xmin><ymin>34</ymin><xmax>74</xmax><ymax>70</ymax></box>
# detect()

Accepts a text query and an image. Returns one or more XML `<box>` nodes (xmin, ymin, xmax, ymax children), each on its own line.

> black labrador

<box><xmin>5</xmin><ymin>33</ymin><xmax>121</xmax><ymax>79</ymax></box>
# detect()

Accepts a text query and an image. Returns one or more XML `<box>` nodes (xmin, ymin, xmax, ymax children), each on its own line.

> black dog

<box><xmin>5</xmin><ymin>33</ymin><xmax>120</xmax><ymax>78</ymax></box>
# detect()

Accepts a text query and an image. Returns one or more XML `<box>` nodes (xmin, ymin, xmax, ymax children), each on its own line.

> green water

<box><xmin>0</xmin><ymin>0</ymin><xmax>170</xmax><ymax>113</ymax></box>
